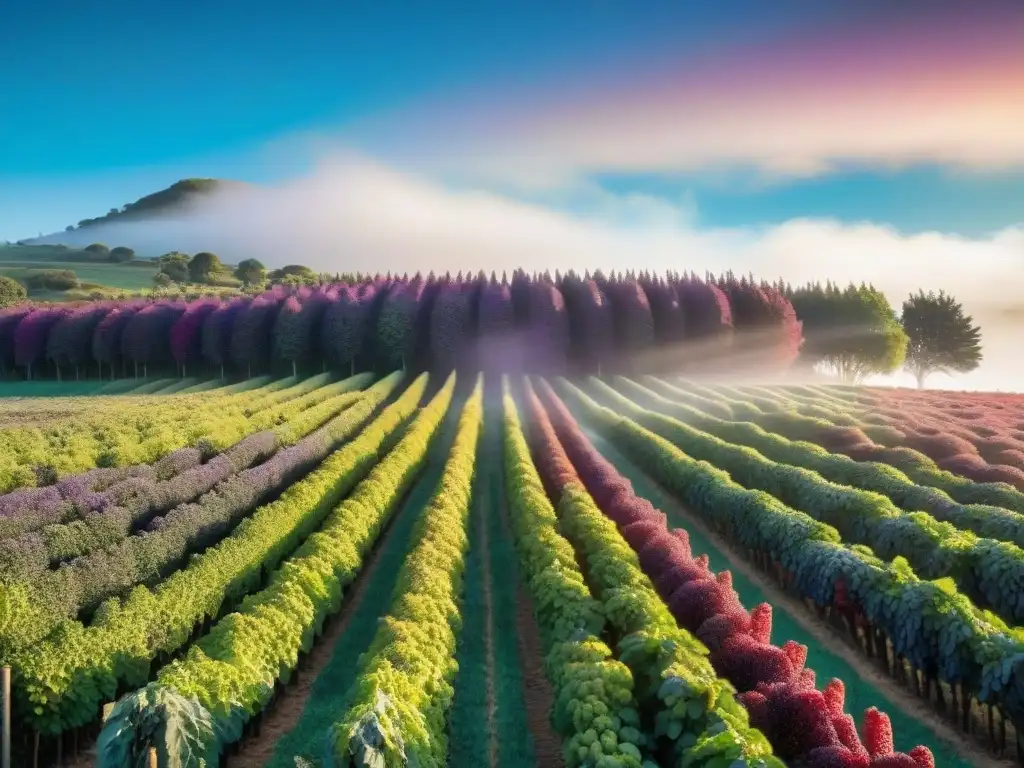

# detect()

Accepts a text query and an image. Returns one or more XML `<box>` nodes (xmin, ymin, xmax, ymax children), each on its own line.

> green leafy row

<box><xmin>639</xmin><ymin>377</ymin><xmax>1024</xmax><ymax>551</ymax></box>
<box><xmin>95</xmin><ymin>373</ymin><xmax>459</xmax><ymax>767</ymax></box>
<box><xmin>604</xmin><ymin>377</ymin><xmax>1024</xmax><ymax>626</ymax></box>
<box><xmin>556</xmin><ymin>378</ymin><xmax>1024</xmax><ymax>737</ymax></box>
<box><xmin>327</xmin><ymin>374</ymin><xmax>480</xmax><ymax>767</ymax></box>
<box><xmin>501</xmin><ymin>378</ymin><xmax>647</xmax><ymax>768</ymax></box>
<box><xmin>1</xmin><ymin>378</ymin><xmax>383</xmax><ymax>650</ymax></box>
<box><xmin>665</xmin><ymin>377</ymin><xmax>1024</xmax><ymax>514</ymax></box>
<box><xmin>0</xmin><ymin>374</ymin><xmax>332</xmax><ymax>494</ymax></box>
<box><xmin>9</xmin><ymin>371</ymin><xmax>423</xmax><ymax>736</ymax></box>
<box><xmin>521</xmin><ymin>379</ymin><xmax>781</xmax><ymax>767</ymax></box>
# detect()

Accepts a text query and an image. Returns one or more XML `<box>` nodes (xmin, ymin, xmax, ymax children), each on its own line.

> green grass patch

<box><xmin>0</xmin><ymin>380</ymin><xmax>107</xmax><ymax>398</ymax></box>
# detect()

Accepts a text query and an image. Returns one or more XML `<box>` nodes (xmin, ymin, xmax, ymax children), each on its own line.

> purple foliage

<box><xmin>92</xmin><ymin>305</ymin><xmax>141</xmax><ymax>366</ymax></box>
<box><xmin>170</xmin><ymin>300</ymin><xmax>221</xmax><ymax>366</ymax></box>
<box><xmin>121</xmin><ymin>301</ymin><xmax>187</xmax><ymax>367</ymax></box>
<box><xmin>14</xmin><ymin>307</ymin><xmax>73</xmax><ymax>369</ymax></box>
<box><xmin>46</xmin><ymin>304</ymin><xmax>112</xmax><ymax>368</ymax></box>
<box><xmin>0</xmin><ymin>306</ymin><xmax>33</xmax><ymax>372</ymax></box>
<box><xmin>201</xmin><ymin>297</ymin><xmax>249</xmax><ymax>369</ymax></box>
<box><xmin>230</xmin><ymin>295</ymin><xmax>282</xmax><ymax>373</ymax></box>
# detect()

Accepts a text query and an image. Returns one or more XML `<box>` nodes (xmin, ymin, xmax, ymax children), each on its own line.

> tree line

<box><xmin>0</xmin><ymin>268</ymin><xmax>983</xmax><ymax>388</ymax></box>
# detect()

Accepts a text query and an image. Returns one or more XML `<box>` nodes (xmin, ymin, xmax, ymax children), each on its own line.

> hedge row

<box><xmin>95</xmin><ymin>373</ymin><xmax>460</xmax><ymax>766</ymax></box>
<box><xmin>8</xmin><ymin>372</ymin><xmax>424</xmax><ymax>736</ymax></box>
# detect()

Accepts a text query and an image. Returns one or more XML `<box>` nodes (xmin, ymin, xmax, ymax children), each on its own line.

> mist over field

<box><xmin>30</xmin><ymin>154</ymin><xmax>1024</xmax><ymax>392</ymax></box>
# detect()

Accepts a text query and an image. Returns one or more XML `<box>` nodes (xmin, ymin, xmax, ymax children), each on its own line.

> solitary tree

<box><xmin>791</xmin><ymin>282</ymin><xmax>907</xmax><ymax>383</ymax></box>
<box><xmin>157</xmin><ymin>252</ymin><xmax>191</xmax><ymax>282</ymax></box>
<box><xmin>0</xmin><ymin>276</ymin><xmax>27</xmax><ymax>308</ymax></box>
<box><xmin>901</xmin><ymin>290</ymin><xmax>982</xmax><ymax>389</ymax></box>
<box><xmin>234</xmin><ymin>258</ymin><xmax>266</xmax><ymax>286</ymax></box>
<box><xmin>109</xmin><ymin>246</ymin><xmax>135</xmax><ymax>263</ymax></box>
<box><xmin>188</xmin><ymin>252</ymin><xmax>224</xmax><ymax>284</ymax></box>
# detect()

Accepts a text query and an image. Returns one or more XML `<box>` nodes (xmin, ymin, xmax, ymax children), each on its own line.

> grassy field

<box><xmin>0</xmin><ymin>244</ymin><xmax>159</xmax><ymax>295</ymax></box>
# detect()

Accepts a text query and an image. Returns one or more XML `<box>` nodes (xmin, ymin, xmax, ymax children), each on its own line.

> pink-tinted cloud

<box><xmin>370</xmin><ymin>8</ymin><xmax>1024</xmax><ymax>183</ymax></box>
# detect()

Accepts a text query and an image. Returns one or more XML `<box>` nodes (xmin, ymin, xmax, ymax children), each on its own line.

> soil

<box><xmin>501</xmin><ymin>485</ymin><xmax>564</xmax><ymax>768</ymax></box>
<box><xmin>479</xmin><ymin>472</ymin><xmax>499</xmax><ymax>768</ymax></box>
<box><xmin>226</xmin><ymin>486</ymin><xmax>407</xmax><ymax>768</ymax></box>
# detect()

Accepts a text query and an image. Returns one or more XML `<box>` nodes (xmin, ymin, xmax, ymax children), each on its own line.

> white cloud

<box><xmin>36</xmin><ymin>154</ymin><xmax>1024</xmax><ymax>390</ymax></box>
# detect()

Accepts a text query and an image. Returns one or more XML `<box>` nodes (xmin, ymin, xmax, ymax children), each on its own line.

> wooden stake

<box><xmin>149</xmin><ymin>746</ymin><xmax>158</xmax><ymax>768</ymax></box>
<box><xmin>1</xmin><ymin>666</ymin><xmax>9</xmax><ymax>768</ymax></box>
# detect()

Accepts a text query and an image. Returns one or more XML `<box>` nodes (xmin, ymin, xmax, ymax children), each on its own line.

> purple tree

<box><xmin>170</xmin><ymin>299</ymin><xmax>221</xmax><ymax>375</ymax></box>
<box><xmin>14</xmin><ymin>307</ymin><xmax>72</xmax><ymax>379</ymax></box>
<box><xmin>201</xmin><ymin>298</ymin><xmax>249</xmax><ymax>377</ymax></box>
<box><xmin>92</xmin><ymin>305</ymin><xmax>142</xmax><ymax>379</ymax></box>
<box><xmin>230</xmin><ymin>294</ymin><xmax>282</xmax><ymax>377</ymax></box>
<box><xmin>47</xmin><ymin>304</ymin><xmax>112</xmax><ymax>378</ymax></box>
<box><xmin>121</xmin><ymin>301</ymin><xmax>187</xmax><ymax>377</ymax></box>
<box><xmin>0</xmin><ymin>307</ymin><xmax>33</xmax><ymax>377</ymax></box>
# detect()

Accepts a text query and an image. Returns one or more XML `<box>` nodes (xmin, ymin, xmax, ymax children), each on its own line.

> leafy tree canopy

<box><xmin>109</xmin><ymin>246</ymin><xmax>135</xmax><ymax>263</ymax></box>
<box><xmin>268</xmin><ymin>264</ymin><xmax>315</xmax><ymax>282</ymax></box>
<box><xmin>789</xmin><ymin>282</ymin><xmax>907</xmax><ymax>383</ymax></box>
<box><xmin>157</xmin><ymin>252</ymin><xmax>191</xmax><ymax>283</ymax></box>
<box><xmin>84</xmin><ymin>243</ymin><xmax>109</xmax><ymax>255</ymax></box>
<box><xmin>901</xmin><ymin>289</ymin><xmax>982</xmax><ymax>388</ymax></box>
<box><xmin>188</xmin><ymin>251</ymin><xmax>225</xmax><ymax>283</ymax></box>
<box><xmin>234</xmin><ymin>258</ymin><xmax>266</xmax><ymax>286</ymax></box>
<box><xmin>0</xmin><ymin>275</ymin><xmax>27</xmax><ymax>308</ymax></box>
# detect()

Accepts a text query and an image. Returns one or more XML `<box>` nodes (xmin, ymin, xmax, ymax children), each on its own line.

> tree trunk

<box><xmin>292</xmin><ymin>360</ymin><xmax>297</xmax><ymax>378</ymax></box>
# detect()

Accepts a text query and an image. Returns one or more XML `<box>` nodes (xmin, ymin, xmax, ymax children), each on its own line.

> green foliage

<box><xmin>330</xmin><ymin>374</ymin><xmax>476</xmax><ymax>766</ymax></box>
<box><xmin>25</xmin><ymin>269</ymin><xmax>79</xmax><ymax>291</ymax></box>
<box><xmin>109</xmin><ymin>246</ymin><xmax>136</xmax><ymax>263</ymax></box>
<box><xmin>158</xmin><ymin>252</ymin><xmax>192</xmax><ymax>283</ymax></box>
<box><xmin>75</xmin><ymin>179</ymin><xmax>226</xmax><ymax>229</ymax></box>
<box><xmin>152</xmin><ymin>272</ymin><xmax>173</xmax><ymax>288</ymax></box>
<box><xmin>188</xmin><ymin>252</ymin><xmax>225</xmax><ymax>284</ymax></box>
<box><xmin>901</xmin><ymin>290</ymin><xmax>982</xmax><ymax>388</ymax></box>
<box><xmin>500</xmin><ymin>380</ymin><xmax>645</xmax><ymax>768</ymax></box>
<box><xmin>97</xmin><ymin>686</ymin><xmax>224</xmax><ymax>768</ymax></box>
<box><xmin>234</xmin><ymin>258</ymin><xmax>266</xmax><ymax>286</ymax></box>
<box><xmin>84</xmin><ymin>243</ymin><xmax>110</xmax><ymax>255</ymax></box>
<box><xmin>269</xmin><ymin>264</ymin><xmax>316</xmax><ymax>283</ymax></box>
<box><xmin>789</xmin><ymin>283</ymin><xmax>908</xmax><ymax>382</ymax></box>
<box><xmin>0</xmin><ymin>275</ymin><xmax>27</xmax><ymax>307</ymax></box>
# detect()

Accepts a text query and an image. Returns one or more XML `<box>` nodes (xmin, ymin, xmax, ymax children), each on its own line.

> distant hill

<box><xmin>69</xmin><ymin>178</ymin><xmax>238</xmax><ymax>230</ymax></box>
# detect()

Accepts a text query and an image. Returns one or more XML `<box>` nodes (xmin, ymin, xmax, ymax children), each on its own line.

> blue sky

<box><xmin>0</xmin><ymin>0</ymin><xmax>1021</xmax><ymax>241</ymax></box>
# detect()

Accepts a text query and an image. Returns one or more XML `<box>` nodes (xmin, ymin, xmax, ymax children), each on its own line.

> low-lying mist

<box><xmin>31</xmin><ymin>154</ymin><xmax>1024</xmax><ymax>392</ymax></box>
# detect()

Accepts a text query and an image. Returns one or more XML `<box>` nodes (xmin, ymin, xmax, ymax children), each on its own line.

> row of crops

<box><xmin>7</xmin><ymin>371</ymin><xmax>1024</xmax><ymax>766</ymax></box>
<box><xmin>0</xmin><ymin>270</ymin><xmax>801</xmax><ymax>385</ymax></box>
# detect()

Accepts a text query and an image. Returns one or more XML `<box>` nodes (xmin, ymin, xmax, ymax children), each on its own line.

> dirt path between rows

<box><xmin>225</xmin><ymin>484</ymin><xmax>409</xmax><ymax>768</ymax></box>
<box><xmin>594</xmin><ymin>429</ymin><xmax>1007</xmax><ymax>768</ymax></box>
<box><xmin>500</xmin><ymin>468</ymin><xmax>563</xmax><ymax>768</ymax></box>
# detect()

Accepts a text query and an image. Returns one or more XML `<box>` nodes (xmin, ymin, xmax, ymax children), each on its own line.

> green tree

<box><xmin>152</xmin><ymin>272</ymin><xmax>173</xmax><ymax>288</ymax></box>
<box><xmin>84</xmin><ymin>243</ymin><xmax>110</xmax><ymax>256</ymax></box>
<box><xmin>901</xmin><ymin>289</ymin><xmax>982</xmax><ymax>389</ymax></box>
<box><xmin>157</xmin><ymin>252</ymin><xmax>191</xmax><ymax>282</ymax></box>
<box><xmin>234</xmin><ymin>258</ymin><xmax>266</xmax><ymax>286</ymax></box>
<box><xmin>188</xmin><ymin>251</ymin><xmax>225</xmax><ymax>283</ymax></box>
<box><xmin>789</xmin><ymin>282</ymin><xmax>907</xmax><ymax>383</ymax></box>
<box><xmin>268</xmin><ymin>264</ymin><xmax>315</xmax><ymax>283</ymax></box>
<box><xmin>109</xmin><ymin>246</ymin><xmax>135</xmax><ymax>263</ymax></box>
<box><xmin>0</xmin><ymin>275</ymin><xmax>27</xmax><ymax>308</ymax></box>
